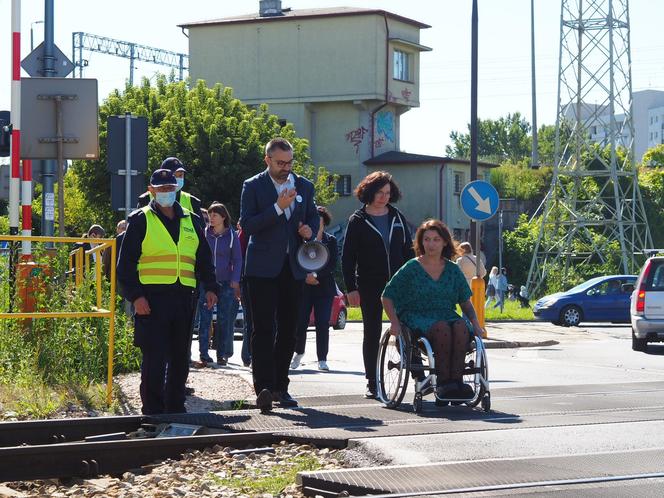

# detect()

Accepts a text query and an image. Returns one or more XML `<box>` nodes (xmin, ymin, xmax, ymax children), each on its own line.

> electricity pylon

<box><xmin>526</xmin><ymin>0</ymin><xmax>652</xmax><ymax>296</ymax></box>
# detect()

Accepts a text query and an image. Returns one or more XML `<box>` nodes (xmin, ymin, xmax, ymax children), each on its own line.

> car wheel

<box><xmin>560</xmin><ymin>305</ymin><xmax>582</xmax><ymax>327</ymax></box>
<box><xmin>632</xmin><ymin>328</ymin><xmax>648</xmax><ymax>352</ymax></box>
<box><xmin>333</xmin><ymin>309</ymin><xmax>347</xmax><ymax>330</ymax></box>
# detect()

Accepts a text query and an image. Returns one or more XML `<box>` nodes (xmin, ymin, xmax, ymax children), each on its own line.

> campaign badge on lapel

<box><xmin>296</xmin><ymin>195</ymin><xmax>302</xmax><ymax>203</ymax></box>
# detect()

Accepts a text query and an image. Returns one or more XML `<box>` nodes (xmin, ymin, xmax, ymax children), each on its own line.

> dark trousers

<box><xmin>247</xmin><ymin>260</ymin><xmax>303</xmax><ymax>395</ymax></box>
<box><xmin>295</xmin><ymin>289</ymin><xmax>333</xmax><ymax>361</ymax></box>
<box><xmin>359</xmin><ymin>283</ymin><xmax>386</xmax><ymax>384</ymax></box>
<box><xmin>134</xmin><ymin>288</ymin><xmax>194</xmax><ymax>415</ymax></box>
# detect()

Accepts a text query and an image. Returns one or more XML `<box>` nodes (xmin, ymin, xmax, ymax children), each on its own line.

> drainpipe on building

<box><xmin>369</xmin><ymin>13</ymin><xmax>391</xmax><ymax>158</ymax></box>
<box><xmin>438</xmin><ymin>164</ymin><xmax>444</xmax><ymax>220</ymax></box>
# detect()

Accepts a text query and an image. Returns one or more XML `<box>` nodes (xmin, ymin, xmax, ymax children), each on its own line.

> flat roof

<box><xmin>179</xmin><ymin>6</ymin><xmax>431</xmax><ymax>30</ymax></box>
<box><xmin>364</xmin><ymin>150</ymin><xmax>499</xmax><ymax>168</ymax></box>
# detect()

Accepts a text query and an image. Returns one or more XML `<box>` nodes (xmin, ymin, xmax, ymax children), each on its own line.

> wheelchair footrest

<box><xmin>462</xmin><ymin>367</ymin><xmax>481</xmax><ymax>375</ymax></box>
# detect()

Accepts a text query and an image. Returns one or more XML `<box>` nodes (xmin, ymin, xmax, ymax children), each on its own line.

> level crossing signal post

<box><xmin>460</xmin><ymin>180</ymin><xmax>500</xmax><ymax>336</ymax></box>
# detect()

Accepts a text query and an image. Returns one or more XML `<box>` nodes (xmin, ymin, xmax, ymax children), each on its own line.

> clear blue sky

<box><xmin>1</xmin><ymin>0</ymin><xmax>663</xmax><ymax>157</ymax></box>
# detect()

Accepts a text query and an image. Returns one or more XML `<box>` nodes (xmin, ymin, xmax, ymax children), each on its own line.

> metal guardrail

<box><xmin>0</xmin><ymin>235</ymin><xmax>118</xmax><ymax>404</ymax></box>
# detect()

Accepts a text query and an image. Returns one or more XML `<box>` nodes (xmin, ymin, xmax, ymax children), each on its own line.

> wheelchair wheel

<box><xmin>376</xmin><ymin>330</ymin><xmax>411</xmax><ymax>408</ymax></box>
<box><xmin>464</xmin><ymin>341</ymin><xmax>488</xmax><ymax>408</ymax></box>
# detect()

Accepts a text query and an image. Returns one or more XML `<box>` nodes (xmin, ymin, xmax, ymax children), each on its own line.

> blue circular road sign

<box><xmin>460</xmin><ymin>180</ymin><xmax>499</xmax><ymax>221</ymax></box>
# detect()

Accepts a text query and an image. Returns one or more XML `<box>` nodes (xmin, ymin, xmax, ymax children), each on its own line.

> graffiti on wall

<box><xmin>374</xmin><ymin>110</ymin><xmax>395</xmax><ymax>151</ymax></box>
<box><xmin>345</xmin><ymin>126</ymin><xmax>369</xmax><ymax>154</ymax></box>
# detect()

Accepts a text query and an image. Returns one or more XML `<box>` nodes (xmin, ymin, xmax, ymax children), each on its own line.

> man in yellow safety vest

<box><xmin>118</xmin><ymin>168</ymin><xmax>218</xmax><ymax>415</ymax></box>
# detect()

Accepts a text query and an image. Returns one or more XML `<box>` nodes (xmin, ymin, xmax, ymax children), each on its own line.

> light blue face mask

<box><xmin>155</xmin><ymin>191</ymin><xmax>177</xmax><ymax>208</ymax></box>
<box><xmin>175</xmin><ymin>177</ymin><xmax>184</xmax><ymax>192</ymax></box>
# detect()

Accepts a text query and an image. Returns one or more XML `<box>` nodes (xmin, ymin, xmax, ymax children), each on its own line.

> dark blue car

<box><xmin>533</xmin><ymin>275</ymin><xmax>637</xmax><ymax>326</ymax></box>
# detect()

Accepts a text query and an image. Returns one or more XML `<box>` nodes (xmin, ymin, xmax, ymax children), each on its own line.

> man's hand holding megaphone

<box><xmin>297</xmin><ymin>221</ymin><xmax>313</xmax><ymax>240</ymax></box>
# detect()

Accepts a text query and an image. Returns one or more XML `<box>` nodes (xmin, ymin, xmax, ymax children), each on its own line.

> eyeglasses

<box><xmin>269</xmin><ymin>156</ymin><xmax>295</xmax><ymax>168</ymax></box>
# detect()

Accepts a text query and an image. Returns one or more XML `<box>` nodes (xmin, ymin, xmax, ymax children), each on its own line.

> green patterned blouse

<box><xmin>382</xmin><ymin>258</ymin><xmax>472</xmax><ymax>333</ymax></box>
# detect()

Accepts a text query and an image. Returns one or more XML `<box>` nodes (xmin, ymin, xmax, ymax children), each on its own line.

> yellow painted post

<box><xmin>471</xmin><ymin>276</ymin><xmax>487</xmax><ymax>337</ymax></box>
<box><xmin>106</xmin><ymin>239</ymin><xmax>117</xmax><ymax>405</ymax></box>
<box><xmin>75</xmin><ymin>248</ymin><xmax>83</xmax><ymax>287</ymax></box>
<box><xmin>95</xmin><ymin>247</ymin><xmax>103</xmax><ymax>309</ymax></box>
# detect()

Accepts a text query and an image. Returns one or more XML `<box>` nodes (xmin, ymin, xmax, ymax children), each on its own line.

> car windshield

<box><xmin>566</xmin><ymin>277</ymin><xmax>604</xmax><ymax>294</ymax></box>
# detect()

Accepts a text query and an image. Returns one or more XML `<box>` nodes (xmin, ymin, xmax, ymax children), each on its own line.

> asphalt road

<box><xmin>285</xmin><ymin>321</ymin><xmax>664</xmax><ymax>495</ymax></box>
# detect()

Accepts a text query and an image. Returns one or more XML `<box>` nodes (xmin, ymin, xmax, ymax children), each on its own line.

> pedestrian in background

<box><xmin>205</xmin><ymin>202</ymin><xmax>242</xmax><ymax>366</ymax></box>
<box><xmin>342</xmin><ymin>171</ymin><xmax>414</xmax><ymax>399</ymax></box>
<box><xmin>291</xmin><ymin>206</ymin><xmax>338</xmax><ymax>372</ymax></box>
<box><xmin>494</xmin><ymin>267</ymin><xmax>509</xmax><ymax>312</ymax></box>
<box><xmin>117</xmin><ymin>168</ymin><xmax>217</xmax><ymax>415</ymax></box>
<box><xmin>237</xmin><ymin>221</ymin><xmax>252</xmax><ymax>368</ymax></box>
<box><xmin>103</xmin><ymin>220</ymin><xmax>127</xmax><ymax>281</ymax></box>
<box><xmin>137</xmin><ymin>157</ymin><xmax>205</xmax><ymax>227</ymax></box>
<box><xmin>455</xmin><ymin>241</ymin><xmax>486</xmax><ymax>290</ymax></box>
<box><xmin>194</xmin><ymin>208</ymin><xmax>216</xmax><ymax>363</ymax></box>
<box><xmin>485</xmin><ymin>266</ymin><xmax>499</xmax><ymax>308</ymax></box>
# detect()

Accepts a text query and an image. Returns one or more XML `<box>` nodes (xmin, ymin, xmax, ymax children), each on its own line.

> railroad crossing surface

<box><xmin>4</xmin><ymin>321</ymin><xmax>664</xmax><ymax>496</ymax></box>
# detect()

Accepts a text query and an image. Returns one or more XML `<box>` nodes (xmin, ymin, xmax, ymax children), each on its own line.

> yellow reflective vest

<box><xmin>137</xmin><ymin>206</ymin><xmax>199</xmax><ymax>287</ymax></box>
<box><xmin>178</xmin><ymin>191</ymin><xmax>193</xmax><ymax>213</ymax></box>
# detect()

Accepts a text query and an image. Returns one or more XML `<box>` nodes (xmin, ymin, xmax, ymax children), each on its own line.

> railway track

<box><xmin>6</xmin><ymin>383</ymin><xmax>664</xmax><ymax>497</ymax></box>
<box><xmin>0</xmin><ymin>412</ymin><xmax>279</xmax><ymax>482</ymax></box>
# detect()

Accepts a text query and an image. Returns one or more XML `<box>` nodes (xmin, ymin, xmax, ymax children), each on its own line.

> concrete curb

<box><xmin>484</xmin><ymin>339</ymin><xmax>559</xmax><ymax>349</ymax></box>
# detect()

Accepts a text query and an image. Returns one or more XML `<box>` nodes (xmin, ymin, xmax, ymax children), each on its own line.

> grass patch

<box><xmin>346</xmin><ymin>298</ymin><xmax>534</xmax><ymax>323</ymax></box>
<box><xmin>0</xmin><ymin>377</ymin><xmax>123</xmax><ymax>419</ymax></box>
<box><xmin>208</xmin><ymin>454</ymin><xmax>322</xmax><ymax>494</ymax></box>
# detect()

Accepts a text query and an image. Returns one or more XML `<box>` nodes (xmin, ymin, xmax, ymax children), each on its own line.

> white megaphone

<box><xmin>296</xmin><ymin>239</ymin><xmax>330</xmax><ymax>273</ymax></box>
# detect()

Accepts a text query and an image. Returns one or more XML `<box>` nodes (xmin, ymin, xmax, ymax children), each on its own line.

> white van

<box><xmin>631</xmin><ymin>256</ymin><xmax>664</xmax><ymax>351</ymax></box>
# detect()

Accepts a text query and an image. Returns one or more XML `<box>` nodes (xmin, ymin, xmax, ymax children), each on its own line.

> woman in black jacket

<box><xmin>342</xmin><ymin>171</ymin><xmax>414</xmax><ymax>398</ymax></box>
<box><xmin>291</xmin><ymin>206</ymin><xmax>338</xmax><ymax>371</ymax></box>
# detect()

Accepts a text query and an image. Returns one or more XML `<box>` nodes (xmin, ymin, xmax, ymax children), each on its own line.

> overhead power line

<box><xmin>72</xmin><ymin>32</ymin><xmax>188</xmax><ymax>85</ymax></box>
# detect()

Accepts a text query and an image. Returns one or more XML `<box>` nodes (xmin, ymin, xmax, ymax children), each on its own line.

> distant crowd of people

<box><xmin>79</xmin><ymin>136</ymin><xmax>527</xmax><ymax>415</ymax></box>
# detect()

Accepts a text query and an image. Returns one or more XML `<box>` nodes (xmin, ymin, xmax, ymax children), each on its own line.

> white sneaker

<box><xmin>290</xmin><ymin>353</ymin><xmax>304</xmax><ymax>369</ymax></box>
<box><xmin>318</xmin><ymin>360</ymin><xmax>329</xmax><ymax>371</ymax></box>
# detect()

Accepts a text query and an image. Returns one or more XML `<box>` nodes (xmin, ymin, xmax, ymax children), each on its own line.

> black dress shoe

<box><xmin>272</xmin><ymin>391</ymin><xmax>298</xmax><ymax>407</ymax></box>
<box><xmin>457</xmin><ymin>381</ymin><xmax>475</xmax><ymax>399</ymax></box>
<box><xmin>256</xmin><ymin>389</ymin><xmax>273</xmax><ymax>413</ymax></box>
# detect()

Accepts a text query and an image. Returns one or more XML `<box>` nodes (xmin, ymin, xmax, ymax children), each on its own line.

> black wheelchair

<box><xmin>375</xmin><ymin>323</ymin><xmax>491</xmax><ymax>413</ymax></box>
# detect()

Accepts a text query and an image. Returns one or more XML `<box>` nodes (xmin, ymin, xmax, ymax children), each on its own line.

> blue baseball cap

<box><xmin>160</xmin><ymin>157</ymin><xmax>186</xmax><ymax>173</ymax></box>
<box><xmin>149</xmin><ymin>168</ymin><xmax>178</xmax><ymax>187</ymax></box>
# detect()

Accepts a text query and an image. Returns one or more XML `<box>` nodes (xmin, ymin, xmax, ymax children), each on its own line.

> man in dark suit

<box><xmin>239</xmin><ymin>137</ymin><xmax>319</xmax><ymax>412</ymax></box>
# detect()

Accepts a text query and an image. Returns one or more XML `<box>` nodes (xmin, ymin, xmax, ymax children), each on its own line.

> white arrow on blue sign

<box><xmin>460</xmin><ymin>180</ymin><xmax>499</xmax><ymax>221</ymax></box>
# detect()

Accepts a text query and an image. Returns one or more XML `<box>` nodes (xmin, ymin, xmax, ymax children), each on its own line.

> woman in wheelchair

<box><xmin>381</xmin><ymin>219</ymin><xmax>486</xmax><ymax>400</ymax></box>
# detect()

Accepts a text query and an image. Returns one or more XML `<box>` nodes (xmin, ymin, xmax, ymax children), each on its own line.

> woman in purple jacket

<box><xmin>206</xmin><ymin>202</ymin><xmax>243</xmax><ymax>365</ymax></box>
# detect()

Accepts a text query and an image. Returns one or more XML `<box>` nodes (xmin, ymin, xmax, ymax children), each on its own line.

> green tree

<box><xmin>489</xmin><ymin>160</ymin><xmax>552</xmax><ymax>200</ymax></box>
<box><xmin>641</xmin><ymin>143</ymin><xmax>664</xmax><ymax>168</ymax></box>
<box><xmin>639</xmin><ymin>165</ymin><xmax>664</xmax><ymax>248</ymax></box>
<box><xmin>71</xmin><ymin>77</ymin><xmax>336</xmax><ymax>232</ymax></box>
<box><xmin>445</xmin><ymin>112</ymin><xmax>531</xmax><ymax>163</ymax></box>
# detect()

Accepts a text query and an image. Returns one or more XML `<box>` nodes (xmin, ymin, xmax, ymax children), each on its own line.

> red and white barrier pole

<box><xmin>21</xmin><ymin>159</ymin><xmax>32</xmax><ymax>256</ymax></box>
<box><xmin>9</xmin><ymin>0</ymin><xmax>21</xmax><ymax>240</ymax></box>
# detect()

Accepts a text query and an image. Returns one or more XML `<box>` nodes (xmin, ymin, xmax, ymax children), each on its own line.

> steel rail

<box><xmin>0</xmin><ymin>430</ymin><xmax>275</xmax><ymax>482</ymax></box>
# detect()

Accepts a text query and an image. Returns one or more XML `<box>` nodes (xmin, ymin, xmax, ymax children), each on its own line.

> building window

<box><xmin>333</xmin><ymin>175</ymin><xmax>352</xmax><ymax>196</ymax></box>
<box><xmin>650</xmin><ymin>132</ymin><xmax>653</xmax><ymax>141</ymax></box>
<box><xmin>393</xmin><ymin>50</ymin><xmax>411</xmax><ymax>81</ymax></box>
<box><xmin>453</xmin><ymin>228</ymin><xmax>463</xmax><ymax>240</ymax></box>
<box><xmin>453</xmin><ymin>171</ymin><xmax>464</xmax><ymax>194</ymax></box>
